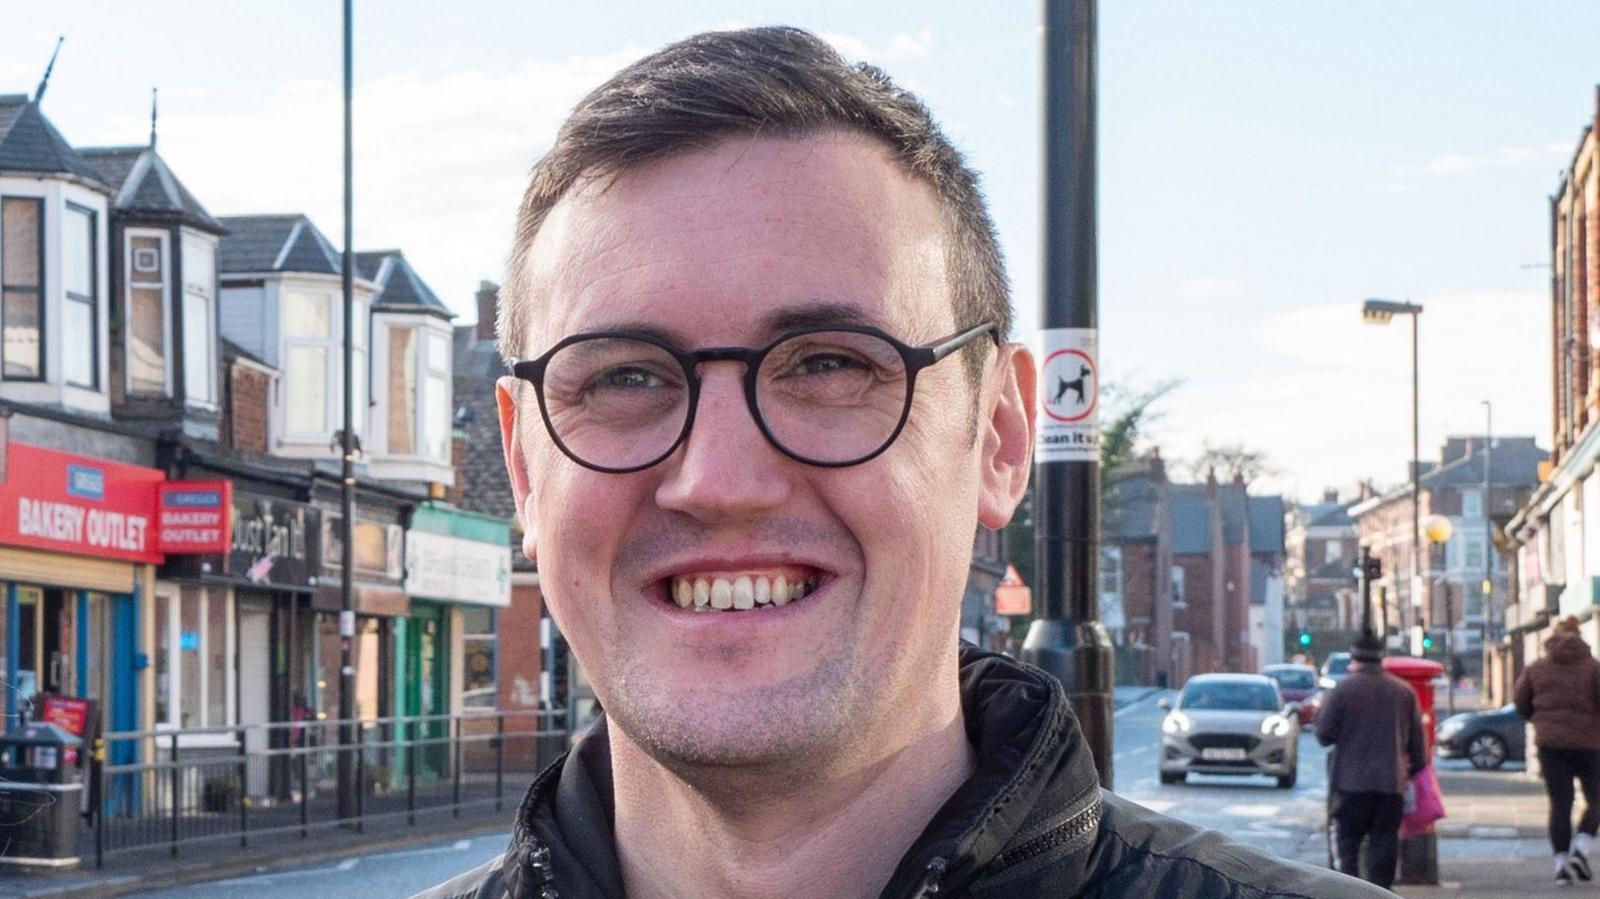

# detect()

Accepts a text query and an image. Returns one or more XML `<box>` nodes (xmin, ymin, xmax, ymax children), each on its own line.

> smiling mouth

<box><xmin>665</xmin><ymin>571</ymin><xmax>821</xmax><ymax>613</ymax></box>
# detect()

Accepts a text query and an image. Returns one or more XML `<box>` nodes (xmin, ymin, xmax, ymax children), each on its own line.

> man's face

<box><xmin>500</xmin><ymin>132</ymin><xmax>1028</xmax><ymax>770</ymax></box>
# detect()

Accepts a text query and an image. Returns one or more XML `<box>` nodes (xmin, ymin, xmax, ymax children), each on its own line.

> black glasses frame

<box><xmin>509</xmin><ymin>321</ymin><xmax>1000</xmax><ymax>473</ymax></box>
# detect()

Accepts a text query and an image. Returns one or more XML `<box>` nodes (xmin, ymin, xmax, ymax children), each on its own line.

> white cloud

<box><xmin>1416</xmin><ymin>144</ymin><xmax>1568</xmax><ymax>178</ymax></box>
<box><xmin>80</xmin><ymin>49</ymin><xmax>645</xmax><ymax>322</ymax></box>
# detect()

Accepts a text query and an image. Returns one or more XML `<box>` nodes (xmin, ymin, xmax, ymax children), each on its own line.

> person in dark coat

<box><xmin>1514</xmin><ymin>615</ymin><xmax>1600</xmax><ymax>885</ymax></box>
<box><xmin>421</xmin><ymin>26</ymin><xmax>1385</xmax><ymax>899</ymax></box>
<box><xmin>1316</xmin><ymin>631</ymin><xmax>1427</xmax><ymax>889</ymax></box>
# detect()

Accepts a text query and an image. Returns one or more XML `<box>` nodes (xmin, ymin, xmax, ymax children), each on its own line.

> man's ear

<box><xmin>977</xmin><ymin>344</ymin><xmax>1036</xmax><ymax>530</ymax></box>
<box><xmin>497</xmin><ymin>377</ymin><xmax>537</xmax><ymax>564</ymax></box>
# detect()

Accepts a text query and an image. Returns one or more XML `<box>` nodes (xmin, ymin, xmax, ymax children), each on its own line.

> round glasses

<box><xmin>509</xmin><ymin>322</ymin><xmax>998</xmax><ymax>473</ymax></box>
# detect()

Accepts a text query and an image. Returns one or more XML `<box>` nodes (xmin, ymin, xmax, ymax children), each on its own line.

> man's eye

<box><xmin>592</xmin><ymin>367</ymin><xmax>667</xmax><ymax>389</ymax></box>
<box><xmin>795</xmin><ymin>353</ymin><xmax>868</xmax><ymax>375</ymax></box>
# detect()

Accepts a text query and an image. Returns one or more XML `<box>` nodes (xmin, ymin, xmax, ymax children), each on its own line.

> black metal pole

<box><xmin>1023</xmin><ymin>0</ymin><xmax>1113</xmax><ymax>789</ymax></box>
<box><xmin>1359</xmin><ymin>545</ymin><xmax>1373</xmax><ymax>636</ymax></box>
<box><xmin>1410</xmin><ymin>310</ymin><xmax>1420</xmax><ymax>652</ymax></box>
<box><xmin>336</xmin><ymin>0</ymin><xmax>358</xmax><ymax>821</ymax></box>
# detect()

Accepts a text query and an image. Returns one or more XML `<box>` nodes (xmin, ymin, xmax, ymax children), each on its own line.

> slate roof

<box><xmin>452</xmin><ymin>321</ymin><xmax>518</xmax><ymax>524</ymax></box>
<box><xmin>1305</xmin><ymin>500</ymin><xmax>1358</xmax><ymax>529</ymax></box>
<box><xmin>1103</xmin><ymin>465</ymin><xmax>1161</xmax><ymax>540</ymax></box>
<box><xmin>217</xmin><ymin>214</ymin><xmax>347</xmax><ymax>276</ymax></box>
<box><xmin>219</xmin><ymin>336</ymin><xmax>272</xmax><ymax>370</ymax></box>
<box><xmin>1169</xmin><ymin>485</ymin><xmax>1215</xmax><ymax>556</ymax></box>
<box><xmin>0</xmin><ymin>94</ymin><xmax>107</xmax><ymax>187</ymax></box>
<box><xmin>1418</xmin><ymin>437</ymin><xmax>1546</xmax><ymax>490</ymax></box>
<box><xmin>1249</xmin><ymin>495</ymin><xmax>1286</xmax><ymax>556</ymax></box>
<box><xmin>355</xmin><ymin>250</ymin><xmax>454</xmax><ymax>319</ymax></box>
<box><xmin>77</xmin><ymin>146</ymin><xmax>226</xmax><ymax>234</ymax></box>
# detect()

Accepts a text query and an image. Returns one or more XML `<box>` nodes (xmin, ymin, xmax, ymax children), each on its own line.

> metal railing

<box><xmin>88</xmin><ymin>709</ymin><xmax>568</xmax><ymax>867</ymax></box>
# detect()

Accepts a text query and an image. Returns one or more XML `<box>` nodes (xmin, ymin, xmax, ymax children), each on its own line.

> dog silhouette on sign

<box><xmin>1051</xmin><ymin>365</ymin><xmax>1092</xmax><ymax>407</ymax></box>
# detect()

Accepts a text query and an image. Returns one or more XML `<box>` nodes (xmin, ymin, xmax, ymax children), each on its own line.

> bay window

<box><xmin>181</xmin><ymin>233</ymin><xmax>216</xmax><ymax>405</ymax></box>
<box><xmin>387</xmin><ymin>327</ymin><xmax>418</xmax><ymax>453</ymax></box>
<box><xmin>63</xmin><ymin>204</ymin><xmax>97</xmax><ymax>388</ymax></box>
<box><xmin>1</xmin><ymin>197</ymin><xmax>43</xmax><ymax>379</ymax></box>
<box><xmin>384</xmin><ymin>324</ymin><xmax>451</xmax><ymax>461</ymax></box>
<box><xmin>126</xmin><ymin>230</ymin><xmax>170</xmax><ymax>395</ymax></box>
<box><xmin>425</xmin><ymin>331</ymin><xmax>450</xmax><ymax>461</ymax></box>
<box><xmin>284</xmin><ymin>290</ymin><xmax>332</xmax><ymax>437</ymax></box>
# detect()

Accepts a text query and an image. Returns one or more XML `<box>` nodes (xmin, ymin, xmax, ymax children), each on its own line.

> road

<box><xmin>126</xmin><ymin>831</ymin><xmax>510</xmax><ymax>898</ymax></box>
<box><xmin>133</xmin><ymin>691</ymin><xmax>1332</xmax><ymax>896</ymax></box>
<box><xmin>1111</xmin><ymin>689</ymin><xmax>1332</xmax><ymax>867</ymax></box>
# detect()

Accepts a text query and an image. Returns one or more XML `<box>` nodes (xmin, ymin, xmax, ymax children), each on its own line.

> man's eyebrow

<box><xmin>573</xmin><ymin>302</ymin><xmax>881</xmax><ymax>348</ymax></box>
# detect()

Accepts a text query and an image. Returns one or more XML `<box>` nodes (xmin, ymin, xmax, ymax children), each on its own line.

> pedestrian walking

<box><xmin>1513</xmin><ymin>615</ymin><xmax>1600</xmax><ymax>886</ymax></box>
<box><xmin>1316</xmin><ymin>631</ymin><xmax>1428</xmax><ymax>889</ymax></box>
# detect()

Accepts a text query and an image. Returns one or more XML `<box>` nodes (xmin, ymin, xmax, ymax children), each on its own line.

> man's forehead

<box><xmin>520</xmin><ymin>132</ymin><xmax>952</xmax><ymax>345</ymax></box>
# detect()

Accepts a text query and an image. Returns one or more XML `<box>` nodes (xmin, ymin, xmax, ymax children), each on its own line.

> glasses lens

<box><xmin>756</xmin><ymin>330</ymin><xmax>909</xmax><ymax>463</ymax></box>
<box><xmin>541</xmin><ymin>337</ymin><xmax>689</xmax><ymax>469</ymax></box>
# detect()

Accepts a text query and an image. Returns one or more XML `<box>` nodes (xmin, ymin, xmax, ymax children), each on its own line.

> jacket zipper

<box><xmin>985</xmin><ymin>797</ymin><xmax>1102</xmax><ymax>872</ymax></box>
<box><xmin>912</xmin><ymin>857</ymin><xmax>949</xmax><ymax>897</ymax></box>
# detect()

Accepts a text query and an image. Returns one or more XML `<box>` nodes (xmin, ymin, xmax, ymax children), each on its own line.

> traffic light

<box><xmin>1421</xmin><ymin>633</ymin><xmax>1435</xmax><ymax>651</ymax></box>
<box><xmin>1298</xmin><ymin>631</ymin><xmax>1313</xmax><ymax>647</ymax></box>
<box><xmin>1363</xmin><ymin>554</ymin><xmax>1383</xmax><ymax>582</ymax></box>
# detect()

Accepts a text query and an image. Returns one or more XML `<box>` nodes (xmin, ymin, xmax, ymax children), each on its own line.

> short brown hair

<box><xmin>498</xmin><ymin>26</ymin><xmax>1011</xmax><ymax>385</ymax></box>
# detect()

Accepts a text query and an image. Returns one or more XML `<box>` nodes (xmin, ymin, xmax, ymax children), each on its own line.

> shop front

<box><xmin>0</xmin><ymin>442</ymin><xmax>164</xmax><ymax>745</ymax></box>
<box><xmin>159</xmin><ymin>488</ymin><xmax>321</xmax><ymax>794</ymax></box>
<box><xmin>402</xmin><ymin>503</ymin><xmax>510</xmax><ymax>778</ymax></box>
<box><xmin>314</xmin><ymin>508</ymin><xmax>408</xmax><ymax>725</ymax></box>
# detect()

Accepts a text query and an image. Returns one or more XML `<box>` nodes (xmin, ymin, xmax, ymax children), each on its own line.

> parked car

<box><xmin>1318</xmin><ymin>652</ymin><xmax>1351</xmax><ymax>691</ymax></box>
<box><xmin>1261</xmin><ymin>663</ymin><xmax>1319</xmax><ymax>723</ymax></box>
<box><xmin>1436</xmin><ymin>703</ymin><xmax>1526</xmax><ymax>770</ymax></box>
<box><xmin>1159</xmin><ymin>673</ymin><xmax>1301</xmax><ymax>788</ymax></box>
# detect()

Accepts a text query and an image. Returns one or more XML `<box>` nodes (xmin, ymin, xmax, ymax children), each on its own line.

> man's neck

<box><xmin>609</xmin><ymin>695</ymin><xmax>976</xmax><ymax>899</ymax></box>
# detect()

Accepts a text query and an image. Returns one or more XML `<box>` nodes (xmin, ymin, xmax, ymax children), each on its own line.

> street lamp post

<box><xmin>1481</xmin><ymin>400</ymin><xmax>1494</xmax><ymax>701</ymax></box>
<box><xmin>1362</xmin><ymin>298</ymin><xmax>1424</xmax><ymax>649</ymax></box>
<box><xmin>1423</xmin><ymin>513</ymin><xmax>1455</xmax><ymax>715</ymax></box>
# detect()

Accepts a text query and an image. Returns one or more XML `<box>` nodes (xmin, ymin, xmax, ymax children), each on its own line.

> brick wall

<box><xmin>228</xmin><ymin>363</ymin><xmax>271</xmax><ymax>452</ymax></box>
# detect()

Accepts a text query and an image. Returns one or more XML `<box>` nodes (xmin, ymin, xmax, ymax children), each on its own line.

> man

<box><xmin>424</xmin><ymin>26</ymin><xmax>1377</xmax><ymax>899</ymax></box>
<box><xmin>1316</xmin><ymin>631</ymin><xmax>1428</xmax><ymax>889</ymax></box>
<box><xmin>1514</xmin><ymin>615</ymin><xmax>1600</xmax><ymax>885</ymax></box>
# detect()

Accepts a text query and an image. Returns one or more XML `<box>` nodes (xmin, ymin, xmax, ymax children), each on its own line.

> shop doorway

<box><xmin>399</xmin><ymin>603</ymin><xmax>448</xmax><ymax>780</ymax></box>
<box><xmin>239</xmin><ymin>600</ymin><xmax>272</xmax><ymax>795</ymax></box>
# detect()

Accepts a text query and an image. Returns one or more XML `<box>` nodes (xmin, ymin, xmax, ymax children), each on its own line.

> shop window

<box><xmin>461</xmin><ymin>607</ymin><xmax>497</xmax><ymax>708</ymax></box>
<box><xmin>1</xmin><ymin>197</ymin><xmax>43</xmax><ymax>380</ymax></box>
<box><xmin>155</xmin><ymin>587</ymin><xmax>233</xmax><ymax>730</ymax></box>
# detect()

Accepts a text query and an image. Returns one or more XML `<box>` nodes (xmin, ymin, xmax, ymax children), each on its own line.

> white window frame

<box><xmin>1171</xmin><ymin>565</ymin><xmax>1187</xmax><ymax>609</ymax></box>
<box><xmin>124</xmin><ymin>227</ymin><xmax>173</xmax><ymax>397</ymax></box>
<box><xmin>1462</xmin><ymin>488</ymin><xmax>1484</xmax><ymax>520</ymax></box>
<box><xmin>282</xmin><ymin>288</ymin><xmax>336</xmax><ymax>440</ymax></box>
<box><xmin>180</xmin><ymin>230</ymin><xmax>217</xmax><ymax>408</ymax></box>
<box><xmin>423</xmin><ymin>328</ymin><xmax>451</xmax><ymax>463</ymax></box>
<box><xmin>154</xmin><ymin>586</ymin><xmax>237</xmax><ymax>745</ymax></box>
<box><xmin>62</xmin><ymin>203</ymin><xmax>97</xmax><ymax>389</ymax></box>
<box><xmin>379</xmin><ymin>318</ymin><xmax>451</xmax><ymax>462</ymax></box>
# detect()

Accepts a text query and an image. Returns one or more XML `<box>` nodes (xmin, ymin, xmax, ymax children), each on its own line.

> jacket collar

<box><xmin>504</xmin><ymin>645</ymin><xmax>1103</xmax><ymax>898</ymax></box>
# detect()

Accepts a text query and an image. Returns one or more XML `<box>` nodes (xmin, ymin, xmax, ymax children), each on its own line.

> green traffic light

<box><xmin>1298</xmin><ymin>632</ymin><xmax>1312</xmax><ymax>647</ymax></box>
<box><xmin>1422</xmin><ymin>636</ymin><xmax>1435</xmax><ymax>650</ymax></box>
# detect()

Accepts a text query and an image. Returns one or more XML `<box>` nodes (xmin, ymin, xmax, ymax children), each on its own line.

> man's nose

<box><xmin>654</xmin><ymin>365</ymin><xmax>792</xmax><ymax>521</ymax></box>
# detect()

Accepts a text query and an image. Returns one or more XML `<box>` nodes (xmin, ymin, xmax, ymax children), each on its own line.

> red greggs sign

<box><xmin>0</xmin><ymin>442</ymin><xmax>164</xmax><ymax>563</ymax></box>
<box><xmin>158</xmin><ymin>480</ymin><xmax>233</xmax><ymax>554</ymax></box>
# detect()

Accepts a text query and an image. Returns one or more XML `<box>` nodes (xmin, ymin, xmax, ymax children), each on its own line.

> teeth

<box><xmin>669</xmin><ymin>574</ymin><xmax>817</xmax><ymax>612</ymax></box>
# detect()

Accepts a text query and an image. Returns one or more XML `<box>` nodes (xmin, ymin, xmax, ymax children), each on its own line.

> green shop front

<box><xmin>399</xmin><ymin>503</ymin><xmax>510</xmax><ymax>780</ymax></box>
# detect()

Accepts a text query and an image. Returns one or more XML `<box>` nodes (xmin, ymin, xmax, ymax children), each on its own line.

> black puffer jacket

<box><xmin>417</xmin><ymin>648</ymin><xmax>1382</xmax><ymax>898</ymax></box>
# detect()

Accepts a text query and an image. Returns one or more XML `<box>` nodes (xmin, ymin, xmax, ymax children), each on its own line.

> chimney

<box><xmin>1147</xmin><ymin>446</ymin><xmax>1165</xmax><ymax>483</ymax></box>
<box><xmin>475</xmin><ymin>280</ymin><xmax>500</xmax><ymax>342</ymax></box>
<box><xmin>1322</xmin><ymin>488</ymin><xmax>1339</xmax><ymax>503</ymax></box>
<box><xmin>1205</xmin><ymin>465</ymin><xmax>1218</xmax><ymax>501</ymax></box>
<box><xmin>1359</xmin><ymin>480</ymin><xmax>1375</xmax><ymax>501</ymax></box>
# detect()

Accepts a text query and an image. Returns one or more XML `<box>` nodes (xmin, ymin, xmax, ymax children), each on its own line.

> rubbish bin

<box><xmin>0</xmin><ymin>722</ymin><xmax>84</xmax><ymax>868</ymax></box>
<box><xmin>1384</xmin><ymin>656</ymin><xmax>1444</xmax><ymax>886</ymax></box>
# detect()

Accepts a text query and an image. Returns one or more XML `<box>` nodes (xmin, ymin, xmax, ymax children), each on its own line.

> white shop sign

<box><xmin>404</xmin><ymin>530</ymin><xmax>512</xmax><ymax>607</ymax></box>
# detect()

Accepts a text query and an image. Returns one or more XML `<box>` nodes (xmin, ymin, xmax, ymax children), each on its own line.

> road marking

<box><xmin>1114</xmin><ymin>743</ymin><xmax>1151</xmax><ymax>760</ymax></box>
<box><xmin>336</xmin><ymin>858</ymin><xmax>359</xmax><ymax>871</ymax></box>
<box><xmin>1220</xmin><ymin>804</ymin><xmax>1280</xmax><ymax>818</ymax></box>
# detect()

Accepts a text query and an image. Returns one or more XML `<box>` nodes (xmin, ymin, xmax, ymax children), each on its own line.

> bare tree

<box><xmin>1180</xmin><ymin>440</ymin><xmax>1276</xmax><ymax>484</ymax></box>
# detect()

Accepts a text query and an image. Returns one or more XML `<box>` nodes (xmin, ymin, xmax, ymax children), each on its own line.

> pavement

<box><xmin>0</xmin><ymin>680</ymin><xmax>1588</xmax><ymax>897</ymax></box>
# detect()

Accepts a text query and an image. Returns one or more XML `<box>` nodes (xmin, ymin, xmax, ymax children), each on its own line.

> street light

<box><xmin>1361</xmin><ymin>298</ymin><xmax>1424</xmax><ymax>645</ymax></box>
<box><xmin>1422</xmin><ymin>513</ymin><xmax>1456</xmax><ymax>715</ymax></box>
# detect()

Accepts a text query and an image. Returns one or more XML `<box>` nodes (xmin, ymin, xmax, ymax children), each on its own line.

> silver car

<box><xmin>1159</xmin><ymin>673</ymin><xmax>1300</xmax><ymax>788</ymax></box>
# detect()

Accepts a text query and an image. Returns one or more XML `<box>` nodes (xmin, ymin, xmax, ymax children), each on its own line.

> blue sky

<box><xmin>3</xmin><ymin>2</ymin><xmax>1591</xmax><ymax>500</ymax></box>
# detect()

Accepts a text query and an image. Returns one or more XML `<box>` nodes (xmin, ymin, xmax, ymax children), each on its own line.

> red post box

<box><xmin>1383</xmin><ymin>655</ymin><xmax>1444</xmax><ymax>885</ymax></box>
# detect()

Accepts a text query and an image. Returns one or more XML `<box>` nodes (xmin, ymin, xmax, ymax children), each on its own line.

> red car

<box><xmin>1261</xmin><ymin>663</ymin><xmax>1319</xmax><ymax>724</ymax></box>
